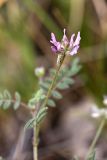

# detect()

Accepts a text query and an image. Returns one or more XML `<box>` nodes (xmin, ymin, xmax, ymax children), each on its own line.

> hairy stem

<box><xmin>33</xmin><ymin>104</ymin><xmax>40</xmax><ymax>160</ymax></box>
<box><xmin>42</xmin><ymin>54</ymin><xmax>65</xmax><ymax>108</ymax></box>
<box><xmin>87</xmin><ymin>117</ymin><xmax>106</xmax><ymax>158</ymax></box>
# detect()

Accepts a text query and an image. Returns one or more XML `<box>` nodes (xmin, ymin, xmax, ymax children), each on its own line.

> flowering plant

<box><xmin>1</xmin><ymin>29</ymin><xmax>105</xmax><ymax>160</ymax></box>
<box><xmin>0</xmin><ymin>29</ymin><xmax>107</xmax><ymax>160</ymax></box>
<box><xmin>0</xmin><ymin>29</ymin><xmax>81</xmax><ymax>160</ymax></box>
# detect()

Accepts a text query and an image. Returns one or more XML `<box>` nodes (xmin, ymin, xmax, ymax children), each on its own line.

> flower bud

<box><xmin>35</xmin><ymin>67</ymin><xmax>45</xmax><ymax>78</ymax></box>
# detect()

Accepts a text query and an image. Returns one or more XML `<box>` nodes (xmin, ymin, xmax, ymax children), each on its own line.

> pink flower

<box><xmin>50</xmin><ymin>29</ymin><xmax>81</xmax><ymax>56</ymax></box>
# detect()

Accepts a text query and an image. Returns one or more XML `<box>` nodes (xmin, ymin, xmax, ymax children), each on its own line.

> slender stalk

<box><xmin>87</xmin><ymin>117</ymin><xmax>106</xmax><ymax>158</ymax></box>
<box><xmin>33</xmin><ymin>125</ymin><xmax>38</xmax><ymax>160</ymax></box>
<box><xmin>33</xmin><ymin>103</ymin><xmax>40</xmax><ymax>160</ymax></box>
<box><xmin>33</xmin><ymin>54</ymin><xmax>66</xmax><ymax>160</ymax></box>
<box><xmin>42</xmin><ymin>65</ymin><xmax>60</xmax><ymax>107</ymax></box>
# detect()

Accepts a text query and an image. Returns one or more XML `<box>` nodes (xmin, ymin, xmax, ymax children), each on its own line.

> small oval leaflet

<box><xmin>13</xmin><ymin>92</ymin><xmax>21</xmax><ymax>110</ymax></box>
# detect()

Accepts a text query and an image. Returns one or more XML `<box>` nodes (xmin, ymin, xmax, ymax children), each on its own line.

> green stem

<box><xmin>33</xmin><ymin>53</ymin><xmax>66</xmax><ymax>160</ymax></box>
<box><xmin>33</xmin><ymin>125</ymin><xmax>38</xmax><ymax>160</ymax></box>
<box><xmin>87</xmin><ymin>117</ymin><xmax>106</xmax><ymax>158</ymax></box>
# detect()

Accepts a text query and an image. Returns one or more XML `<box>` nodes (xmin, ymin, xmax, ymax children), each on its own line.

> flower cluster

<box><xmin>50</xmin><ymin>29</ymin><xmax>81</xmax><ymax>56</ymax></box>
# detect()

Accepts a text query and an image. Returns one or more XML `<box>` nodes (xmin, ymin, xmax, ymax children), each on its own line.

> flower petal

<box><xmin>62</xmin><ymin>28</ymin><xmax>69</xmax><ymax>45</ymax></box>
<box><xmin>73</xmin><ymin>32</ymin><xmax>81</xmax><ymax>46</ymax></box>
<box><xmin>69</xmin><ymin>45</ymin><xmax>79</xmax><ymax>55</ymax></box>
<box><xmin>50</xmin><ymin>33</ymin><xmax>57</xmax><ymax>44</ymax></box>
<box><xmin>51</xmin><ymin>46</ymin><xmax>57</xmax><ymax>53</ymax></box>
<box><xmin>56</xmin><ymin>42</ymin><xmax>61</xmax><ymax>50</ymax></box>
<box><xmin>70</xmin><ymin>34</ymin><xmax>75</xmax><ymax>47</ymax></box>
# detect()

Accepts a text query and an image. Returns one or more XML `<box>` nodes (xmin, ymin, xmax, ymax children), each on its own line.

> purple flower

<box><xmin>50</xmin><ymin>29</ymin><xmax>81</xmax><ymax>56</ymax></box>
<box><xmin>50</xmin><ymin>33</ymin><xmax>61</xmax><ymax>53</ymax></box>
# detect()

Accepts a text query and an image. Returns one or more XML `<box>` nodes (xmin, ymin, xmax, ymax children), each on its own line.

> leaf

<box><xmin>3</xmin><ymin>90</ymin><xmax>11</xmax><ymax>99</ymax></box>
<box><xmin>3</xmin><ymin>100</ymin><xmax>11</xmax><ymax>110</ymax></box>
<box><xmin>28</xmin><ymin>98</ymin><xmax>36</xmax><ymax>108</ymax></box>
<box><xmin>36</xmin><ymin>112</ymin><xmax>47</xmax><ymax>124</ymax></box>
<box><xmin>52</xmin><ymin>90</ymin><xmax>62</xmax><ymax>99</ymax></box>
<box><xmin>61</xmin><ymin>66</ymin><xmax>68</xmax><ymax>73</ymax></box>
<box><xmin>49</xmin><ymin>68</ymin><xmax>56</xmax><ymax>75</ymax></box>
<box><xmin>0</xmin><ymin>93</ymin><xmax>4</xmax><ymax>106</ymax></box>
<box><xmin>45</xmin><ymin>78</ymin><xmax>52</xmax><ymax>83</ymax></box>
<box><xmin>87</xmin><ymin>151</ymin><xmax>96</xmax><ymax>160</ymax></box>
<box><xmin>34</xmin><ymin>89</ymin><xmax>44</xmax><ymax>99</ymax></box>
<box><xmin>57</xmin><ymin>67</ymin><xmax>68</xmax><ymax>80</ymax></box>
<box><xmin>57</xmin><ymin>82</ymin><xmax>69</xmax><ymax>90</ymax></box>
<box><xmin>47</xmin><ymin>99</ymin><xmax>56</xmax><ymax>107</ymax></box>
<box><xmin>34</xmin><ymin>89</ymin><xmax>45</xmax><ymax>102</ymax></box>
<box><xmin>64</xmin><ymin>77</ymin><xmax>74</xmax><ymax>85</ymax></box>
<box><xmin>2</xmin><ymin>90</ymin><xmax>12</xmax><ymax>109</ymax></box>
<box><xmin>40</xmin><ymin>83</ymin><xmax>50</xmax><ymax>90</ymax></box>
<box><xmin>13</xmin><ymin>92</ymin><xmax>21</xmax><ymax>110</ymax></box>
<box><xmin>24</xmin><ymin>117</ymin><xmax>36</xmax><ymax>130</ymax></box>
<box><xmin>36</xmin><ymin>107</ymin><xmax>48</xmax><ymax>120</ymax></box>
<box><xmin>71</xmin><ymin>57</ymin><xmax>80</xmax><ymax>67</ymax></box>
<box><xmin>0</xmin><ymin>90</ymin><xmax>22</xmax><ymax>110</ymax></box>
<box><xmin>36</xmin><ymin>107</ymin><xmax>48</xmax><ymax>124</ymax></box>
<box><xmin>0</xmin><ymin>99</ymin><xmax>3</xmax><ymax>106</ymax></box>
<box><xmin>69</xmin><ymin>58</ymin><xmax>81</xmax><ymax>76</ymax></box>
<box><xmin>25</xmin><ymin>107</ymin><xmax>48</xmax><ymax>129</ymax></box>
<box><xmin>28</xmin><ymin>89</ymin><xmax>46</xmax><ymax>109</ymax></box>
<box><xmin>40</xmin><ymin>95</ymin><xmax>46</xmax><ymax>100</ymax></box>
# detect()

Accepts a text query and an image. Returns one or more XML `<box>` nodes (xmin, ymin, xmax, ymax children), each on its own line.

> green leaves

<box><xmin>52</xmin><ymin>91</ymin><xmax>62</xmax><ymax>99</ymax></box>
<box><xmin>34</xmin><ymin>89</ymin><xmax>46</xmax><ymax>102</ymax></box>
<box><xmin>25</xmin><ymin>58</ymin><xmax>81</xmax><ymax>129</ymax></box>
<box><xmin>39</xmin><ymin>58</ymin><xmax>81</xmax><ymax>108</ymax></box>
<box><xmin>25</xmin><ymin>107</ymin><xmax>48</xmax><ymax>129</ymax></box>
<box><xmin>13</xmin><ymin>92</ymin><xmax>21</xmax><ymax>110</ymax></box>
<box><xmin>0</xmin><ymin>90</ymin><xmax>21</xmax><ymax>110</ymax></box>
<box><xmin>68</xmin><ymin>58</ymin><xmax>81</xmax><ymax>76</ymax></box>
<box><xmin>57</xmin><ymin>82</ymin><xmax>69</xmax><ymax>90</ymax></box>
<box><xmin>36</xmin><ymin>107</ymin><xmax>48</xmax><ymax>124</ymax></box>
<box><xmin>28</xmin><ymin>89</ymin><xmax>46</xmax><ymax>109</ymax></box>
<box><xmin>24</xmin><ymin>117</ymin><xmax>36</xmax><ymax>129</ymax></box>
<box><xmin>64</xmin><ymin>77</ymin><xmax>74</xmax><ymax>85</ymax></box>
<box><xmin>47</xmin><ymin>99</ymin><xmax>56</xmax><ymax>107</ymax></box>
<box><xmin>56</xmin><ymin>58</ymin><xmax>81</xmax><ymax>91</ymax></box>
<box><xmin>3</xmin><ymin>90</ymin><xmax>12</xmax><ymax>109</ymax></box>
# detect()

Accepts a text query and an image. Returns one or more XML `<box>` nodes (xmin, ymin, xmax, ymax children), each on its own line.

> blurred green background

<box><xmin>0</xmin><ymin>0</ymin><xmax>107</xmax><ymax>160</ymax></box>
